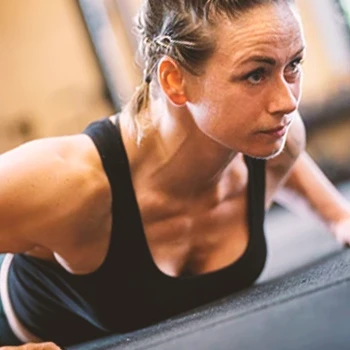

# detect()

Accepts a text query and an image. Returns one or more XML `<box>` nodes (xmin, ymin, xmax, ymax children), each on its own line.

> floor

<box><xmin>259</xmin><ymin>181</ymin><xmax>350</xmax><ymax>282</ymax></box>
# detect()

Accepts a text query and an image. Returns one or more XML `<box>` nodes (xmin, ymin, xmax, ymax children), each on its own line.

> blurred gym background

<box><xmin>0</xmin><ymin>0</ymin><xmax>349</xmax><ymax>183</ymax></box>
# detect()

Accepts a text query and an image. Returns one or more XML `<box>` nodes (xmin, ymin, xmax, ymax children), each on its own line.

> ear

<box><xmin>157</xmin><ymin>56</ymin><xmax>188</xmax><ymax>106</ymax></box>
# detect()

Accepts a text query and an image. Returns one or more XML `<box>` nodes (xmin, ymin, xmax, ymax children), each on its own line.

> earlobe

<box><xmin>158</xmin><ymin>57</ymin><xmax>188</xmax><ymax>106</ymax></box>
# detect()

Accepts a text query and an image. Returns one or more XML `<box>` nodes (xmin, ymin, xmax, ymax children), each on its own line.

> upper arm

<box><xmin>0</xmin><ymin>135</ymin><xmax>109</xmax><ymax>259</ymax></box>
<box><xmin>0</xmin><ymin>139</ymin><xmax>62</xmax><ymax>252</ymax></box>
<box><xmin>265</xmin><ymin>111</ymin><xmax>306</xmax><ymax>208</ymax></box>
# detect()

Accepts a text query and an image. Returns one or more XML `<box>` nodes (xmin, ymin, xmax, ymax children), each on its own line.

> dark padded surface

<box><xmin>140</xmin><ymin>280</ymin><xmax>350</xmax><ymax>350</ymax></box>
<box><xmin>70</xmin><ymin>249</ymin><xmax>350</xmax><ymax>350</ymax></box>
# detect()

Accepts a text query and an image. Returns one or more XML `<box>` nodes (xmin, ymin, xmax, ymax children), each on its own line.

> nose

<box><xmin>267</xmin><ymin>78</ymin><xmax>299</xmax><ymax>116</ymax></box>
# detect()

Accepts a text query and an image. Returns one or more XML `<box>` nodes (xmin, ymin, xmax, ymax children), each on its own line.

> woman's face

<box><xmin>185</xmin><ymin>2</ymin><xmax>306</xmax><ymax>159</ymax></box>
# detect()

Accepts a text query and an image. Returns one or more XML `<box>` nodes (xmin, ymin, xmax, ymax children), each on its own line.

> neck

<box><xmin>120</xmin><ymin>99</ymin><xmax>239</xmax><ymax>198</ymax></box>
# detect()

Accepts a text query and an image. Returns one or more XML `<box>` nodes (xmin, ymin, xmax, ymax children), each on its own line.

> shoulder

<box><xmin>0</xmin><ymin>134</ymin><xmax>106</xmax><ymax>201</ymax></box>
<box><xmin>0</xmin><ymin>134</ymin><xmax>111</xmax><ymax>256</ymax></box>
<box><xmin>264</xmin><ymin>112</ymin><xmax>306</xmax><ymax>207</ymax></box>
<box><xmin>1</xmin><ymin>133</ymin><xmax>97</xmax><ymax>169</ymax></box>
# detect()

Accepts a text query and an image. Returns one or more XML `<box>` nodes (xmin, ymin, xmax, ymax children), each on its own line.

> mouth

<box><xmin>260</xmin><ymin>124</ymin><xmax>289</xmax><ymax>138</ymax></box>
<box><xmin>259</xmin><ymin>120</ymin><xmax>292</xmax><ymax>138</ymax></box>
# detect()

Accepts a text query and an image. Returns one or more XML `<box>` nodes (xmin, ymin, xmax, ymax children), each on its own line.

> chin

<box><xmin>244</xmin><ymin>139</ymin><xmax>286</xmax><ymax>160</ymax></box>
<box><xmin>261</xmin><ymin>147</ymin><xmax>284</xmax><ymax>160</ymax></box>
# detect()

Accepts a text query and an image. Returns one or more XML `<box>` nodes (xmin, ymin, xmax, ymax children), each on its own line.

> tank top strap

<box><xmin>243</xmin><ymin>155</ymin><xmax>266</xmax><ymax>238</ymax></box>
<box><xmin>83</xmin><ymin>115</ymin><xmax>145</xmax><ymax>243</ymax></box>
<box><xmin>83</xmin><ymin>115</ymin><xmax>128</xmax><ymax>195</ymax></box>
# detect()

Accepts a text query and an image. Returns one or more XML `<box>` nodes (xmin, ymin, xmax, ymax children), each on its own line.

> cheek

<box><xmin>188</xmin><ymin>88</ymin><xmax>260</xmax><ymax>139</ymax></box>
<box><xmin>187</xmin><ymin>89</ymin><xmax>225</xmax><ymax>130</ymax></box>
<box><xmin>292</xmin><ymin>74</ymin><xmax>303</xmax><ymax>104</ymax></box>
<box><xmin>296</xmin><ymin>79</ymin><xmax>303</xmax><ymax>103</ymax></box>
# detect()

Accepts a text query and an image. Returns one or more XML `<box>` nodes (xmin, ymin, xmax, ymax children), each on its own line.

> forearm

<box><xmin>274</xmin><ymin>151</ymin><xmax>350</xmax><ymax>228</ymax></box>
<box><xmin>0</xmin><ymin>342</ymin><xmax>62</xmax><ymax>349</ymax></box>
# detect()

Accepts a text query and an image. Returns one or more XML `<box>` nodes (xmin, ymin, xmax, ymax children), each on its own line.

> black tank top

<box><xmin>8</xmin><ymin>117</ymin><xmax>267</xmax><ymax>346</ymax></box>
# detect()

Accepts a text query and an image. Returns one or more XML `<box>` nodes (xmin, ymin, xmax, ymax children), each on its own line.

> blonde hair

<box><xmin>128</xmin><ymin>0</ymin><xmax>293</xmax><ymax>141</ymax></box>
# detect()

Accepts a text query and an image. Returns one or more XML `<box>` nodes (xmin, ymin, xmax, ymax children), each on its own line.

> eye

<box><xmin>245</xmin><ymin>68</ymin><xmax>267</xmax><ymax>85</ymax></box>
<box><xmin>285</xmin><ymin>57</ymin><xmax>304</xmax><ymax>77</ymax></box>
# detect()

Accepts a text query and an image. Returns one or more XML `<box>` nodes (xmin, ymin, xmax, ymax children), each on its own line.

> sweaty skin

<box><xmin>0</xmin><ymin>2</ymin><xmax>349</xmax><ymax>349</ymax></box>
<box><xmin>119</xmin><ymin>2</ymin><xmax>306</xmax><ymax>276</ymax></box>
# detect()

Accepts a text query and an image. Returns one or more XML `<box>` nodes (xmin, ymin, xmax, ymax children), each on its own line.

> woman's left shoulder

<box><xmin>264</xmin><ymin>112</ymin><xmax>306</xmax><ymax>207</ymax></box>
<box><xmin>267</xmin><ymin>111</ymin><xmax>306</xmax><ymax>174</ymax></box>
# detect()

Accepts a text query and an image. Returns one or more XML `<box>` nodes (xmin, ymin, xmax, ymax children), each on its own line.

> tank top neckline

<box><xmin>105</xmin><ymin>116</ymin><xmax>256</xmax><ymax>282</ymax></box>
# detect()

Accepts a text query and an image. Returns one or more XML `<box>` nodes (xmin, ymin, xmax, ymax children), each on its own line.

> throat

<box><xmin>132</xmin><ymin>123</ymin><xmax>238</xmax><ymax>199</ymax></box>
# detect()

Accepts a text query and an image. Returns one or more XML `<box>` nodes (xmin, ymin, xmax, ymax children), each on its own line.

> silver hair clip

<box><xmin>154</xmin><ymin>35</ymin><xmax>174</xmax><ymax>50</ymax></box>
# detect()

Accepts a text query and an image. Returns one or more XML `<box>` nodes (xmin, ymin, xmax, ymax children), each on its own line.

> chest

<box><xmin>137</xmin><ymin>184</ymin><xmax>250</xmax><ymax>277</ymax></box>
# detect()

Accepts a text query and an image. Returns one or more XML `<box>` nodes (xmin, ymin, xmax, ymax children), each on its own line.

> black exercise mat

<box><xmin>69</xmin><ymin>249</ymin><xmax>350</xmax><ymax>350</ymax></box>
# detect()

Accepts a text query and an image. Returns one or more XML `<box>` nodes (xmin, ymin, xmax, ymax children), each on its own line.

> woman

<box><xmin>1</xmin><ymin>0</ymin><xmax>350</xmax><ymax>349</ymax></box>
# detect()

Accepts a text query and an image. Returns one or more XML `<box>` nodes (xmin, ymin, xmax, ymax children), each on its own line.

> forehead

<box><xmin>211</xmin><ymin>3</ymin><xmax>304</xmax><ymax>65</ymax></box>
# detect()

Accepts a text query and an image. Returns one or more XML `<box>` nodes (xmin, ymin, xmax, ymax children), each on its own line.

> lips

<box><xmin>260</xmin><ymin>124</ymin><xmax>288</xmax><ymax>138</ymax></box>
<box><xmin>260</xmin><ymin>118</ymin><xmax>293</xmax><ymax>136</ymax></box>
<box><xmin>262</xmin><ymin>125</ymin><xmax>287</xmax><ymax>133</ymax></box>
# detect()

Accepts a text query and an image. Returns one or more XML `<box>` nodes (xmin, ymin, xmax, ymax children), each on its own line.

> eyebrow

<box><xmin>239</xmin><ymin>46</ymin><xmax>306</xmax><ymax>66</ymax></box>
